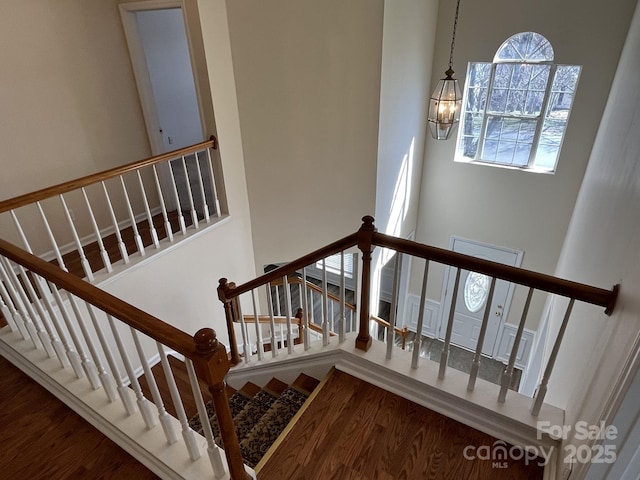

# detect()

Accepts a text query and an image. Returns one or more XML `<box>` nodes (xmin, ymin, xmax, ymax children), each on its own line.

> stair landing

<box><xmin>257</xmin><ymin>369</ymin><xmax>545</xmax><ymax>479</ymax></box>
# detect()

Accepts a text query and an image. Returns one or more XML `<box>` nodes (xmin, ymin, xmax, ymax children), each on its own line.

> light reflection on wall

<box><xmin>371</xmin><ymin>137</ymin><xmax>415</xmax><ymax>317</ymax></box>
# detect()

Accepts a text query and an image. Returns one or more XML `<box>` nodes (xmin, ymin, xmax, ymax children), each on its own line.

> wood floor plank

<box><xmin>258</xmin><ymin>370</ymin><xmax>545</xmax><ymax>480</ymax></box>
<box><xmin>0</xmin><ymin>356</ymin><xmax>158</xmax><ymax>480</ymax></box>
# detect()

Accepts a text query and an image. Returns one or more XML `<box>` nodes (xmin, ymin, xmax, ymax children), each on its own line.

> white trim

<box><xmin>437</xmin><ymin>236</ymin><xmax>524</xmax><ymax>357</ymax></box>
<box><xmin>38</xmin><ymin>207</ymin><xmax>162</xmax><ymax>263</ymax></box>
<box><xmin>0</xmin><ymin>328</ymin><xmax>256</xmax><ymax>480</ymax></box>
<box><xmin>494</xmin><ymin>323</ymin><xmax>536</xmax><ymax>370</ymax></box>
<box><xmin>405</xmin><ymin>293</ymin><xmax>440</xmax><ymax>337</ymax></box>
<box><xmin>119</xmin><ymin>0</ymin><xmax>206</xmax><ymax>156</ymax></box>
<box><xmin>1</xmin><ymin>326</ymin><xmax>562</xmax><ymax>478</ymax></box>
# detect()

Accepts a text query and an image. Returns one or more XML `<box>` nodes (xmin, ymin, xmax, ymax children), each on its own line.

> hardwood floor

<box><xmin>0</xmin><ymin>356</ymin><xmax>158</xmax><ymax>480</ymax></box>
<box><xmin>258</xmin><ymin>369</ymin><xmax>544</xmax><ymax>480</ymax></box>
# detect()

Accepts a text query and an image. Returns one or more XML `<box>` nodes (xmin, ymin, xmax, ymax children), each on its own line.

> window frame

<box><xmin>455</xmin><ymin>33</ymin><xmax>581</xmax><ymax>173</ymax></box>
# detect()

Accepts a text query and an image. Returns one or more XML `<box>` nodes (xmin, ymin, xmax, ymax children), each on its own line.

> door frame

<box><xmin>119</xmin><ymin>0</ymin><xmax>206</xmax><ymax>155</ymax></box>
<box><xmin>436</xmin><ymin>236</ymin><xmax>523</xmax><ymax>357</ymax></box>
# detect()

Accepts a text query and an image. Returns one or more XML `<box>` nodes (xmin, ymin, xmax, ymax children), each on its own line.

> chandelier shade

<box><xmin>428</xmin><ymin>0</ymin><xmax>463</xmax><ymax>141</ymax></box>
<box><xmin>428</xmin><ymin>68</ymin><xmax>462</xmax><ymax>140</ymax></box>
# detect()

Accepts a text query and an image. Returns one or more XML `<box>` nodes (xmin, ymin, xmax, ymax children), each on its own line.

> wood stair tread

<box><xmin>263</xmin><ymin>377</ymin><xmax>288</xmax><ymax>396</ymax></box>
<box><xmin>291</xmin><ymin>372</ymin><xmax>321</xmax><ymax>396</ymax></box>
<box><xmin>237</xmin><ymin>381</ymin><xmax>261</xmax><ymax>399</ymax></box>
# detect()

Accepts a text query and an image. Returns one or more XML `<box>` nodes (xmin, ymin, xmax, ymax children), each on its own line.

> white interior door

<box><xmin>438</xmin><ymin>238</ymin><xmax>523</xmax><ymax>356</ymax></box>
<box><xmin>120</xmin><ymin>1</ymin><xmax>207</xmax><ymax>214</ymax></box>
<box><xmin>135</xmin><ymin>8</ymin><xmax>203</xmax><ymax>152</ymax></box>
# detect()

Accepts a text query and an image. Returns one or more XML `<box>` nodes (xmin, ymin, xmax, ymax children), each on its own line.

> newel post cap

<box><xmin>194</xmin><ymin>328</ymin><xmax>219</xmax><ymax>354</ymax></box>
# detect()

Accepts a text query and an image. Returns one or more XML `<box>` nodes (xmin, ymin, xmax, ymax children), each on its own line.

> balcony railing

<box><xmin>219</xmin><ymin>216</ymin><xmax>618</xmax><ymax>415</ymax></box>
<box><xmin>0</xmin><ymin>138</ymin><xmax>223</xmax><ymax>283</ymax></box>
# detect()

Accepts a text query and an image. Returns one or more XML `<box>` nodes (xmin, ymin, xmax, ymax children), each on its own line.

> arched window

<box><xmin>456</xmin><ymin>32</ymin><xmax>581</xmax><ymax>172</ymax></box>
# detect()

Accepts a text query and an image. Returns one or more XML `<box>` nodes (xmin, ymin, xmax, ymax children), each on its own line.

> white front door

<box><xmin>438</xmin><ymin>238</ymin><xmax>523</xmax><ymax>356</ymax></box>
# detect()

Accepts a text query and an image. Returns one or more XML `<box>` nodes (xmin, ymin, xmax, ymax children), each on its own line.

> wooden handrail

<box><xmin>271</xmin><ymin>275</ymin><xmax>357</xmax><ymax>311</ymax></box>
<box><xmin>0</xmin><ymin>237</ymin><xmax>197</xmax><ymax>357</ymax></box>
<box><xmin>372</xmin><ymin>231</ymin><xmax>619</xmax><ymax>315</ymax></box>
<box><xmin>0</xmin><ymin>137</ymin><xmax>217</xmax><ymax>213</ymax></box>
<box><xmin>222</xmin><ymin>232</ymin><xmax>359</xmax><ymax>298</ymax></box>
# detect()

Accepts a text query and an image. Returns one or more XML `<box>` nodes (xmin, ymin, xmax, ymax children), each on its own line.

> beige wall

<box><xmin>543</xmin><ymin>3</ymin><xmax>640</xmax><ymax>475</ymax></box>
<box><xmin>0</xmin><ymin>0</ymin><xmax>149</xmax><ymax>199</ymax></box>
<box><xmin>225</xmin><ymin>0</ymin><xmax>383</xmax><ymax>272</ymax></box>
<box><xmin>415</xmin><ymin>0</ymin><xmax>637</xmax><ymax>330</ymax></box>
<box><xmin>0</xmin><ymin>1</ymin><xmax>150</xmax><ymax>251</ymax></box>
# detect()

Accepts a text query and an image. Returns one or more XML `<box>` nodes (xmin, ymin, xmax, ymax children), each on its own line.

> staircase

<box><xmin>187</xmin><ymin>373</ymin><xmax>320</xmax><ymax>468</ymax></box>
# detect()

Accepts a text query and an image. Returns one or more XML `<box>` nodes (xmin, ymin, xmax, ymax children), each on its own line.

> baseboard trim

<box><xmin>0</xmin><ymin>328</ymin><xmax>257</xmax><ymax>480</ymax></box>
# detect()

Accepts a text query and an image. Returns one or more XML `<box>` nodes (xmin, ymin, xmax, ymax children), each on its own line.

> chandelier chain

<box><xmin>448</xmin><ymin>0</ymin><xmax>462</xmax><ymax>71</ymax></box>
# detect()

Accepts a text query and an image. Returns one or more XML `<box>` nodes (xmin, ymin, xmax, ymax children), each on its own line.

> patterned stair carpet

<box><xmin>188</xmin><ymin>374</ymin><xmax>319</xmax><ymax>468</ymax></box>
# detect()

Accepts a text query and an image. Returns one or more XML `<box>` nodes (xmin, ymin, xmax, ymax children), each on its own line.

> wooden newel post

<box><xmin>217</xmin><ymin>278</ymin><xmax>242</xmax><ymax>366</ymax></box>
<box><xmin>356</xmin><ymin>215</ymin><xmax>376</xmax><ymax>351</ymax></box>
<box><xmin>192</xmin><ymin>328</ymin><xmax>250</xmax><ymax>480</ymax></box>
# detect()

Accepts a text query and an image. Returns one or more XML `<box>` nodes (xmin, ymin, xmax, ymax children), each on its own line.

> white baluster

<box><xmin>167</xmin><ymin>160</ymin><xmax>187</xmax><ymax>235</ymax></box>
<box><xmin>283</xmin><ymin>276</ymin><xmax>294</xmax><ymax>354</ymax></box>
<box><xmin>11</xmin><ymin>210</ymin><xmax>56</xmax><ymax>304</ymax></box>
<box><xmin>102</xmin><ymin>181</ymin><xmax>129</xmax><ymax>264</ymax></box>
<box><xmin>274</xmin><ymin>285</ymin><xmax>282</xmax><ymax>316</ymax></box>
<box><xmin>16</xmin><ymin>264</ymin><xmax>67</xmax><ymax>368</ymax></box>
<box><xmin>439</xmin><ymin>268</ymin><xmax>461</xmax><ymax>380</ymax></box>
<box><xmin>67</xmin><ymin>296</ymin><xmax>112</xmax><ymax>394</ymax></box>
<box><xmin>194</xmin><ymin>151</ymin><xmax>210</xmax><ymax>223</ymax></box>
<box><xmin>119</xmin><ymin>176</ymin><xmax>145</xmax><ymax>257</ymax></box>
<box><xmin>136</xmin><ymin>171</ymin><xmax>160</xmax><ymax>249</ymax></box>
<box><xmin>411</xmin><ymin>260</ymin><xmax>430</xmax><ymax>369</ymax></box>
<box><xmin>185</xmin><ymin>359</ymin><xmax>227</xmax><ymax>478</ymax></box>
<box><xmin>301</xmin><ymin>267</ymin><xmax>311</xmax><ymax>350</ymax></box>
<box><xmin>105</xmin><ymin>315</ymin><xmax>145</xmax><ymax>418</ymax></box>
<box><xmin>322</xmin><ymin>259</ymin><xmax>329</xmax><ymax>346</ymax></box>
<box><xmin>531</xmin><ymin>298</ymin><xmax>575</xmax><ymax>416</ymax></box>
<box><xmin>266</xmin><ymin>283</ymin><xmax>277</xmax><ymax>358</ymax></box>
<box><xmin>60</xmin><ymin>195</ymin><xmax>94</xmax><ymax>282</ymax></box>
<box><xmin>81</xmin><ymin>188</ymin><xmax>113</xmax><ymax>273</ymax></box>
<box><xmin>0</xmin><ymin>266</ymin><xmax>23</xmax><ymax>335</ymax></box>
<box><xmin>36</xmin><ymin>201</ymin><xmax>67</xmax><ymax>272</ymax></box>
<box><xmin>14</xmin><ymin>262</ymin><xmax>66</xmax><ymax>365</ymax></box>
<box><xmin>467</xmin><ymin>276</ymin><xmax>497</xmax><ymax>392</ymax></box>
<box><xmin>386</xmin><ymin>253</ymin><xmax>402</xmax><ymax>360</ymax></box>
<box><xmin>181</xmin><ymin>156</ymin><xmax>199</xmax><ymax>229</ymax></box>
<box><xmin>300</xmin><ymin>267</ymin><xmax>311</xmax><ymax>350</ymax></box>
<box><xmin>330</xmin><ymin>301</ymin><xmax>335</xmax><ymax>334</ymax></box>
<box><xmin>10</xmin><ymin>210</ymin><xmax>33</xmax><ymax>253</ymax></box>
<box><xmin>206</xmin><ymin>148</ymin><xmax>221</xmax><ymax>217</ymax></box>
<box><xmin>236</xmin><ymin>299</ymin><xmax>250</xmax><ymax>363</ymax></box>
<box><xmin>86</xmin><ymin>303</ymin><xmax>131</xmax><ymax>407</ymax></box>
<box><xmin>35</xmin><ymin>279</ymin><xmax>84</xmax><ymax>378</ymax></box>
<box><xmin>499</xmin><ymin>287</ymin><xmax>534</xmax><ymax>403</ymax></box>
<box><xmin>339</xmin><ymin>252</ymin><xmax>346</xmax><ymax>344</ymax></box>
<box><xmin>157</xmin><ymin>344</ymin><xmax>201</xmax><ymax>460</ymax></box>
<box><xmin>0</xmin><ymin>258</ymin><xmax>40</xmax><ymax>348</ymax></box>
<box><xmin>49</xmin><ymin>285</ymin><xmax>101</xmax><ymax>387</ymax></box>
<box><xmin>251</xmin><ymin>290</ymin><xmax>263</xmax><ymax>360</ymax></box>
<box><xmin>130</xmin><ymin>328</ymin><xmax>178</xmax><ymax>444</ymax></box>
<box><xmin>152</xmin><ymin>165</ymin><xmax>174</xmax><ymax>242</ymax></box>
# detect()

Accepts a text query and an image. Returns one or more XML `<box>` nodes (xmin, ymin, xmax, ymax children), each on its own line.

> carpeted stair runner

<box><xmin>188</xmin><ymin>373</ymin><xmax>320</xmax><ymax>468</ymax></box>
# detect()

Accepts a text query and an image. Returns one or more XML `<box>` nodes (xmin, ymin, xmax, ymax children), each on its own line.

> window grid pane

<box><xmin>456</xmin><ymin>34</ymin><xmax>578</xmax><ymax>173</ymax></box>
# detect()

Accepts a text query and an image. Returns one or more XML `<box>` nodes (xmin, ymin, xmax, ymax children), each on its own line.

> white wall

<box><xmin>414</xmin><ymin>0</ymin><xmax>637</xmax><ymax>331</ymax></box>
<box><xmin>374</xmin><ymin>0</ymin><xmax>438</xmax><ymax>239</ymax></box>
<box><xmin>225</xmin><ymin>0</ymin><xmax>383</xmax><ymax>273</ymax></box>
<box><xmin>542</xmin><ymin>3</ymin><xmax>640</xmax><ymax>476</ymax></box>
